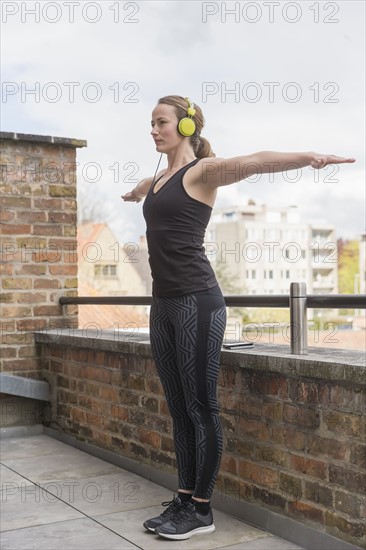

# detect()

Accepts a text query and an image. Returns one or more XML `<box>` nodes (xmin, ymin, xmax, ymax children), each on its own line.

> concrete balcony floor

<box><xmin>0</xmin><ymin>430</ymin><xmax>305</xmax><ymax>550</ymax></box>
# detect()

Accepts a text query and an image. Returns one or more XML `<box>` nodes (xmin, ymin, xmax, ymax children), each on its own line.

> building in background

<box><xmin>206</xmin><ymin>202</ymin><xmax>338</xmax><ymax>296</ymax></box>
<box><xmin>77</xmin><ymin>222</ymin><xmax>151</xmax><ymax>329</ymax></box>
<box><xmin>359</xmin><ymin>233</ymin><xmax>366</xmax><ymax>295</ymax></box>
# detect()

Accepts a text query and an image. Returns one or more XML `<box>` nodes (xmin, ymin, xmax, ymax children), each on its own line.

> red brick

<box><xmin>139</xmin><ymin>428</ymin><xmax>161</xmax><ymax>449</ymax></box>
<box><xmin>18</xmin><ymin>346</ymin><xmax>37</xmax><ymax>358</ymax></box>
<box><xmin>236</xmin><ymin>439</ymin><xmax>255</xmax><ymax>458</ymax></box>
<box><xmin>48</xmin><ymin>212</ymin><xmax>77</xmax><ymax>224</ymax></box>
<box><xmin>271</xmin><ymin>426</ymin><xmax>306</xmax><ymax>452</ymax></box>
<box><xmin>238</xmin><ymin>417</ymin><xmax>269</xmax><ymax>441</ymax></box>
<box><xmin>221</xmin><ymin>455</ymin><xmax>238</xmax><ymax>475</ymax></box>
<box><xmin>145</xmin><ymin>377</ymin><xmax>164</xmax><ymax>395</ymax></box>
<box><xmin>0</xmin><ymin>347</ymin><xmax>17</xmax><ymax>358</ymax></box>
<box><xmin>291</xmin><ymin>455</ymin><xmax>328</xmax><ymax>480</ymax></box>
<box><xmin>159</xmin><ymin>399</ymin><xmax>170</xmax><ymax>416</ymax></box>
<box><xmin>253</xmin><ymin>487</ymin><xmax>287</xmax><ymax>510</ymax></box>
<box><xmin>0</xmin><ymin>292</ymin><xmax>15</xmax><ymax>303</ymax></box>
<box><xmin>335</xmin><ymin>490</ymin><xmax>362</xmax><ymax>517</ymax></box>
<box><xmin>283</xmin><ymin>403</ymin><xmax>320</xmax><ymax>428</ymax></box>
<box><xmin>289</xmin><ymin>380</ymin><xmax>320</xmax><ymax>403</ymax></box>
<box><xmin>1</xmin><ymin>305</ymin><xmax>32</xmax><ymax>318</ymax></box>
<box><xmin>49</xmin><ymin>185</ymin><xmax>76</xmax><ymax>197</ymax></box>
<box><xmin>34</xmin><ymin>279</ymin><xmax>61</xmax><ymax>289</ymax></box>
<box><xmin>325</xmin><ymin>511</ymin><xmax>365</xmax><ymax>538</ymax></box>
<box><xmin>238</xmin><ymin>459</ymin><xmax>279</xmax><ymax>487</ymax></box>
<box><xmin>305</xmin><ymin>481</ymin><xmax>333</xmax><ymax>507</ymax></box>
<box><xmin>331</xmin><ymin>385</ymin><xmax>356</xmax><ymax>409</ymax></box>
<box><xmin>32</xmin><ymin>251</ymin><xmax>63</xmax><ymax>263</ymax></box>
<box><xmin>329</xmin><ymin>464</ymin><xmax>366</xmax><ymax>494</ymax></box>
<box><xmin>0</xmin><ymin>196</ymin><xmax>31</xmax><ymax>209</ymax></box>
<box><xmin>323</xmin><ymin>410</ymin><xmax>365</xmax><ymax>438</ymax></box>
<box><xmin>1</xmin><ymin>332</ymin><xmax>33</xmax><ymax>345</ymax></box>
<box><xmin>17</xmin><ymin>319</ymin><xmax>47</xmax><ymax>331</ymax></box>
<box><xmin>16</xmin><ymin>292</ymin><xmax>47</xmax><ymax>303</ymax></box>
<box><xmin>0</xmin><ymin>211</ymin><xmax>15</xmax><ymax>222</ymax></box>
<box><xmin>307</xmin><ymin>434</ymin><xmax>348</xmax><ymax>460</ymax></box>
<box><xmin>288</xmin><ymin>500</ymin><xmax>324</xmax><ymax>523</ymax></box>
<box><xmin>2</xmin><ymin>359</ymin><xmax>39</xmax><ymax>372</ymax></box>
<box><xmin>16</xmin><ymin>211</ymin><xmax>47</xmax><ymax>223</ymax></box>
<box><xmin>83</xmin><ymin>366</ymin><xmax>111</xmax><ymax>384</ymax></box>
<box><xmin>216</xmin><ymin>475</ymin><xmax>252</xmax><ymax>503</ymax></box>
<box><xmin>140</xmin><ymin>395</ymin><xmax>158</xmax><ymax>413</ymax></box>
<box><xmin>32</xmin><ymin>225</ymin><xmax>63</xmax><ymax>236</ymax></box>
<box><xmin>0</xmin><ymin>264</ymin><xmax>13</xmax><ymax>276</ymax></box>
<box><xmin>33</xmin><ymin>198</ymin><xmax>63</xmax><ymax>209</ymax></box>
<box><xmin>33</xmin><ymin>305</ymin><xmax>61</xmax><ymax>317</ymax></box>
<box><xmin>100</xmin><ymin>386</ymin><xmax>119</xmax><ymax>402</ymax></box>
<box><xmin>110</xmin><ymin>404</ymin><xmax>129</xmax><ymax>422</ymax></box>
<box><xmin>15</xmin><ymin>265</ymin><xmax>46</xmax><ymax>275</ymax></box>
<box><xmin>279</xmin><ymin>473</ymin><xmax>302</xmax><ymax>498</ymax></box>
<box><xmin>254</xmin><ymin>446</ymin><xmax>289</xmax><ymax>467</ymax></box>
<box><xmin>0</xmin><ymin>320</ymin><xmax>16</xmax><ymax>331</ymax></box>
<box><xmin>65</xmin><ymin>278</ymin><xmax>77</xmax><ymax>288</ymax></box>
<box><xmin>49</xmin><ymin>265</ymin><xmax>77</xmax><ymax>276</ymax></box>
<box><xmin>161</xmin><ymin>436</ymin><xmax>174</xmax><ymax>453</ymax></box>
<box><xmin>350</xmin><ymin>443</ymin><xmax>366</xmax><ymax>469</ymax></box>
<box><xmin>71</xmin><ymin>406</ymin><xmax>86</xmax><ymax>424</ymax></box>
<box><xmin>0</xmin><ymin>224</ymin><xmax>31</xmax><ymax>235</ymax></box>
<box><xmin>219</xmin><ymin>367</ymin><xmax>239</xmax><ymax>390</ymax></box>
<box><xmin>247</xmin><ymin>372</ymin><xmax>284</xmax><ymax>396</ymax></box>
<box><xmin>2</xmin><ymin>278</ymin><xmax>32</xmax><ymax>289</ymax></box>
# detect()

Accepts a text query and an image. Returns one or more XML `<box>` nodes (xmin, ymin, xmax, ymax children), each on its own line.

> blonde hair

<box><xmin>157</xmin><ymin>95</ymin><xmax>215</xmax><ymax>158</ymax></box>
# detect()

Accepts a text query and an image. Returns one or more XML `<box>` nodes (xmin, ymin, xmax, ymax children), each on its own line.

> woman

<box><xmin>121</xmin><ymin>95</ymin><xmax>355</xmax><ymax>541</ymax></box>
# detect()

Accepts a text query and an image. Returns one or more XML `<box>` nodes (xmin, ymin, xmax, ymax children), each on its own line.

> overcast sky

<box><xmin>2</xmin><ymin>0</ymin><xmax>365</xmax><ymax>242</ymax></box>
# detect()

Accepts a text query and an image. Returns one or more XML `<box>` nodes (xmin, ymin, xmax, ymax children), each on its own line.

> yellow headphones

<box><xmin>178</xmin><ymin>97</ymin><xmax>196</xmax><ymax>137</ymax></box>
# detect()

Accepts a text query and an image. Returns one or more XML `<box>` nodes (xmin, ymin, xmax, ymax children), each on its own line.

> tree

<box><xmin>212</xmin><ymin>260</ymin><xmax>250</xmax><ymax>322</ymax></box>
<box><xmin>338</xmin><ymin>239</ymin><xmax>360</xmax><ymax>294</ymax></box>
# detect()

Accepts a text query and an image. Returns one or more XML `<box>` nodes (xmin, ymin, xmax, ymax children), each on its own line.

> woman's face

<box><xmin>150</xmin><ymin>103</ymin><xmax>183</xmax><ymax>153</ymax></box>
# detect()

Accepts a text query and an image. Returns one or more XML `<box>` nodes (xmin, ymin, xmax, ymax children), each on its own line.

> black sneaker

<box><xmin>143</xmin><ymin>495</ymin><xmax>183</xmax><ymax>532</ymax></box>
<box><xmin>155</xmin><ymin>500</ymin><xmax>215</xmax><ymax>540</ymax></box>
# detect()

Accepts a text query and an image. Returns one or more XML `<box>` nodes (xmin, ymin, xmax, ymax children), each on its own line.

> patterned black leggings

<box><xmin>149</xmin><ymin>284</ymin><xmax>227</xmax><ymax>500</ymax></box>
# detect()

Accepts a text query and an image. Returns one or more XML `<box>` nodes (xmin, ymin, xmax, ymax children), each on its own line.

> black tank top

<box><xmin>142</xmin><ymin>158</ymin><xmax>218</xmax><ymax>297</ymax></box>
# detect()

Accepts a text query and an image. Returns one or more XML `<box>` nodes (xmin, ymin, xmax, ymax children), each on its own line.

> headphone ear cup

<box><xmin>178</xmin><ymin>117</ymin><xmax>196</xmax><ymax>137</ymax></box>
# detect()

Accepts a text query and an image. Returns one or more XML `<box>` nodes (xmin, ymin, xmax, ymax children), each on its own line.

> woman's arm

<box><xmin>197</xmin><ymin>151</ymin><xmax>355</xmax><ymax>188</ymax></box>
<box><xmin>121</xmin><ymin>171</ymin><xmax>164</xmax><ymax>202</ymax></box>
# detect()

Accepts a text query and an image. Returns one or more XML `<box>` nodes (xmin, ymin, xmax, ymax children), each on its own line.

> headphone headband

<box><xmin>185</xmin><ymin>97</ymin><xmax>196</xmax><ymax>117</ymax></box>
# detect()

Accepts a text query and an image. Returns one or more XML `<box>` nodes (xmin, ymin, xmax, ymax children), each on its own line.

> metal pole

<box><xmin>290</xmin><ymin>282</ymin><xmax>308</xmax><ymax>355</ymax></box>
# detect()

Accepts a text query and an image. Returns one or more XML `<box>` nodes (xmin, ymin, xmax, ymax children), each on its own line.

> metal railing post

<box><xmin>290</xmin><ymin>282</ymin><xmax>308</xmax><ymax>355</ymax></box>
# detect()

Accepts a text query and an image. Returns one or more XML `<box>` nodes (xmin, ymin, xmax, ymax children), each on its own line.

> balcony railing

<box><xmin>60</xmin><ymin>282</ymin><xmax>366</xmax><ymax>356</ymax></box>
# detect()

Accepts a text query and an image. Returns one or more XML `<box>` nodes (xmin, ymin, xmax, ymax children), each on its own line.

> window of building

<box><xmin>94</xmin><ymin>265</ymin><xmax>117</xmax><ymax>277</ymax></box>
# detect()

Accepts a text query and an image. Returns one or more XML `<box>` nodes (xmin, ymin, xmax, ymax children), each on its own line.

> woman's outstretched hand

<box><xmin>310</xmin><ymin>153</ymin><xmax>356</xmax><ymax>169</ymax></box>
<box><xmin>121</xmin><ymin>190</ymin><xmax>143</xmax><ymax>203</ymax></box>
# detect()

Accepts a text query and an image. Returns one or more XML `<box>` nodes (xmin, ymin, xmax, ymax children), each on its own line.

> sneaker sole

<box><xmin>144</xmin><ymin>525</ymin><xmax>157</xmax><ymax>533</ymax></box>
<box><xmin>157</xmin><ymin>523</ymin><xmax>215</xmax><ymax>540</ymax></box>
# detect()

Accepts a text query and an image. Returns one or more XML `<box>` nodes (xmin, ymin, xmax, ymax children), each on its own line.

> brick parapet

<box><xmin>0</xmin><ymin>134</ymin><xmax>86</xmax><ymax>377</ymax></box>
<box><xmin>35</xmin><ymin>331</ymin><xmax>366</xmax><ymax>548</ymax></box>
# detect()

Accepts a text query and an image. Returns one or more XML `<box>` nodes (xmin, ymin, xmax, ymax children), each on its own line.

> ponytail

<box><xmin>192</xmin><ymin>136</ymin><xmax>215</xmax><ymax>159</ymax></box>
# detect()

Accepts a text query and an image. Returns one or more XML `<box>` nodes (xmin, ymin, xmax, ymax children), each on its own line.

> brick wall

<box><xmin>0</xmin><ymin>132</ymin><xmax>86</xmax><ymax>378</ymax></box>
<box><xmin>36</xmin><ymin>332</ymin><xmax>366</xmax><ymax>548</ymax></box>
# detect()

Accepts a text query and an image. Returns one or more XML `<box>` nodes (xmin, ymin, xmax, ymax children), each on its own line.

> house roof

<box><xmin>77</xmin><ymin>222</ymin><xmax>107</xmax><ymax>252</ymax></box>
<box><xmin>78</xmin><ymin>281</ymin><xmax>149</xmax><ymax>330</ymax></box>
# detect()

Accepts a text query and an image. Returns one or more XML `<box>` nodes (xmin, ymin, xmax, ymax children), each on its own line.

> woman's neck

<box><xmin>165</xmin><ymin>147</ymin><xmax>196</xmax><ymax>173</ymax></box>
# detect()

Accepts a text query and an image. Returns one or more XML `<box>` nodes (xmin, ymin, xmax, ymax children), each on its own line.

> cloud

<box><xmin>1</xmin><ymin>0</ymin><xmax>364</xmax><ymax>242</ymax></box>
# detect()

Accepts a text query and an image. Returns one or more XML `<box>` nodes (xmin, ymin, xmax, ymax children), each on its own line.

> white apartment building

<box><xmin>206</xmin><ymin>202</ymin><xmax>338</xmax><ymax>295</ymax></box>
<box><xmin>359</xmin><ymin>233</ymin><xmax>366</xmax><ymax>295</ymax></box>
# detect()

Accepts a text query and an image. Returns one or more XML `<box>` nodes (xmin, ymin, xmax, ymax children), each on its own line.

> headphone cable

<box><xmin>151</xmin><ymin>153</ymin><xmax>163</xmax><ymax>187</ymax></box>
